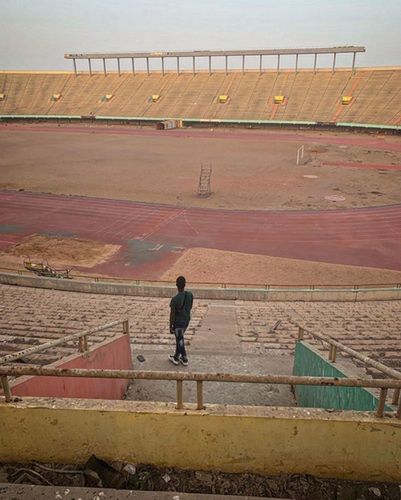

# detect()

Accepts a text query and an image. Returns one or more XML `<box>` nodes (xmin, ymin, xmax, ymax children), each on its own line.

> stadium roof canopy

<box><xmin>65</xmin><ymin>46</ymin><xmax>366</xmax><ymax>75</ymax></box>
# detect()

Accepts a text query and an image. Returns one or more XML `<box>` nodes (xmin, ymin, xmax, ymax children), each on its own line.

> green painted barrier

<box><xmin>1</xmin><ymin>115</ymin><xmax>400</xmax><ymax>131</ymax></box>
<box><xmin>0</xmin><ymin>114</ymin><xmax>82</xmax><ymax>120</ymax></box>
<box><xmin>293</xmin><ymin>341</ymin><xmax>393</xmax><ymax>412</ymax></box>
<box><xmin>337</xmin><ymin>122</ymin><xmax>401</xmax><ymax>131</ymax></box>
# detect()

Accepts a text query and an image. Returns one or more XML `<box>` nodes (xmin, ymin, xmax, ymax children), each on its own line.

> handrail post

<box><xmin>1</xmin><ymin>375</ymin><xmax>12</xmax><ymax>402</ymax></box>
<box><xmin>176</xmin><ymin>380</ymin><xmax>183</xmax><ymax>409</ymax></box>
<box><xmin>298</xmin><ymin>327</ymin><xmax>304</xmax><ymax>340</ymax></box>
<box><xmin>397</xmin><ymin>396</ymin><xmax>401</xmax><ymax>419</ymax></box>
<box><xmin>376</xmin><ymin>388</ymin><xmax>388</xmax><ymax>417</ymax></box>
<box><xmin>123</xmin><ymin>320</ymin><xmax>129</xmax><ymax>336</ymax></box>
<box><xmin>196</xmin><ymin>381</ymin><xmax>204</xmax><ymax>410</ymax></box>
<box><xmin>78</xmin><ymin>337</ymin><xmax>85</xmax><ymax>353</ymax></box>
<box><xmin>392</xmin><ymin>388</ymin><xmax>400</xmax><ymax>405</ymax></box>
<box><xmin>79</xmin><ymin>336</ymin><xmax>88</xmax><ymax>353</ymax></box>
<box><xmin>329</xmin><ymin>345</ymin><xmax>337</xmax><ymax>363</ymax></box>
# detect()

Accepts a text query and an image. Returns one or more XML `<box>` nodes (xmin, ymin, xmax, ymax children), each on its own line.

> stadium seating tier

<box><xmin>0</xmin><ymin>69</ymin><xmax>400</xmax><ymax>125</ymax></box>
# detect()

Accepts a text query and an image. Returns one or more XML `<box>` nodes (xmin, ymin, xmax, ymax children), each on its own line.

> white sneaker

<box><xmin>168</xmin><ymin>355</ymin><xmax>179</xmax><ymax>366</ymax></box>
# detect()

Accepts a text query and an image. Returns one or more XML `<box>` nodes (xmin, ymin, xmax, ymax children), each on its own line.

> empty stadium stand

<box><xmin>1</xmin><ymin>284</ymin><xmax>400</xmax><ymax>372</ymax></box>
<box><xmin>1</xmin><ymin>68</ymin><xmax>401</xmax><ymax>126</ymax></box>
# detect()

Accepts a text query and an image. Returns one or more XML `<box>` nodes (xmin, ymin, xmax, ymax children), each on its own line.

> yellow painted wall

<box><xmin>1</xmin><ymin>398</ymin><xmax>400</xmax><ymax>481</ymax></box>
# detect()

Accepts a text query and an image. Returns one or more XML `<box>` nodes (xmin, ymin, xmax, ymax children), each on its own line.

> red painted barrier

<box><xmin>8</xmin><ymin>334</ymin><xmax>132</xmax><ymax>400</ymax></box>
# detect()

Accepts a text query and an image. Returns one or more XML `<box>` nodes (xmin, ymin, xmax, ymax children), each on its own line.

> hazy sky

<box><xmin>0</xmin><ymin>0</ymin><xmax>400</xmax><ymax>71</ymax></box>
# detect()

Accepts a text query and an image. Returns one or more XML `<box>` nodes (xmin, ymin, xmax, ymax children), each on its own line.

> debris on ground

<box><xmin>269</xmin><ymin>320</ymin><xmax>282</xmax><ymax>332</ymax></box>
<box><xmin>0</xmin><ymin>462</ymin><xmax>399</xmax><ymax>499</ymax></box>
<box><xmin>24</xmin><ymin>259</ymin><xmax>72</xmax><ymax>279</ymax></box>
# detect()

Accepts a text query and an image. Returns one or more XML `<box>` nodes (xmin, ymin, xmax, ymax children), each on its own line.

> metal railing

<box><xmin>296</xmin><ymin>323</ymin><xmax>401</xmax><ymax>407</ymax></box>
<box><xmin>0</xmin><ymin>318</ymin><xmax>129</xmax><ymax>366</ymax></box>
<box><xmin>1</xmin><ymin>316</ymin><xmax>400</xmax><ymax>419</ymax></box>
<box><xmin>1</xmin><ymin>365</ymin><xmax>400</xmax><ymax>419</ymax></box>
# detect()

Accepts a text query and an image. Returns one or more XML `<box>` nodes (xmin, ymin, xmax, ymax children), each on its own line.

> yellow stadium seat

<box><xmin>218</xmin><ymin>95</ymin><xmax>229</xmax><ymax>103</ymax></box>
<box><xmin>274</xmin><ymin>95</ymin><xmax>285</xmax><ymax>104</ymax></box>
<box><xmin>0</xmin><ymin>93</ymin><xmax>5</xmax><ymax>101</ymax></box>
<box><xmin>101</xmin><ymin>94</ymin><xmax>113</xmax><ymax>102</ymax></box>
<box><xmin>151</xmin><ymin>94</ymin><xmax>160</xmax><ymax>102</ymax></box>
<box><xmin>51</xmin><ymin>94</ymin><xmax>61</xmax><ymax>101</ymax></box>
<box><xmin>342</xmin><ymin>96</ymin><xmax>353</xmax><ymax>105</ymax></box>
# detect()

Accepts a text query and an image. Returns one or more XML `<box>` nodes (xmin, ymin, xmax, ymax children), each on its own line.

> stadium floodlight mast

<box><xmin>64</xmin><ymin>46</ymin><xmax>366</xmax><ymax>76</ymax></box>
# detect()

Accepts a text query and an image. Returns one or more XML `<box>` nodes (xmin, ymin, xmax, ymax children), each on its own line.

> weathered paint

<box><xmin>293</xmin><ymin>341</ymin><xmax>393</xmax><ymax>411</ymax></box>
<box><xmin>0</xmin><ymin>399</ymin><xmax>400</xmax><ymax>481</ymax></box>
<box><xmin>9</xmin><ymin>334</ymin><xmax>132</xmax><ymax>400</ymax></box>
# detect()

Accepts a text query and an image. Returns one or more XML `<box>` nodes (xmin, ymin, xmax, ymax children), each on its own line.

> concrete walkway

<box><xmin>127</xmin><ymin>350</ymin><xmax>295</xmax><ymax>407</ymax></box>
<box><xmin>128</xmin><ymin>302</ymin><xmax>295</xmax><ymax>407</ymax></box>
<box><xmin>190</xmin><ymin>301</ymin><xmax>240</xmax><ymax>354</ymax></box>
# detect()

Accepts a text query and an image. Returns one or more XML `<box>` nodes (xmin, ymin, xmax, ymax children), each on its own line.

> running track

<box><xmin>0</xmin><ymin>190</ymin><xmax>400</xmax><ymax>279</ymax></box>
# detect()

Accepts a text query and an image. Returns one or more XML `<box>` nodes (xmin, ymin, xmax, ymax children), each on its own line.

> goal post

<box><xmin>296</xmin><ymin>145</ymin><xmax>305</xmax><ymax>165</ymax></box>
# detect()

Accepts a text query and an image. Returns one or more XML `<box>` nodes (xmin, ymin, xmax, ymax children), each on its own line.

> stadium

<box><xmin>0</xmin><ymin>40</ymin><xmax>401</xmax><ymax>499</ymax></box>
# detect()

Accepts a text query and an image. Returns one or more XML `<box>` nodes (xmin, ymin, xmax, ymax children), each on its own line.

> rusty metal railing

<box><xmin>0</xmin><ymin>318</ymin><xmax>129</xmax><ymax>366</ymax></box>
<box><xmin>296</xmin><ymin>323</ymin><xmax>401</xmax><ymax>407</ymax></box>
<box><xmin>0</xmin><ymin>365</ymin><xmax>400</xmax><ymax>419</ymax></box>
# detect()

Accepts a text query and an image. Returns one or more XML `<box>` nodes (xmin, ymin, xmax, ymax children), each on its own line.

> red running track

<box><xmin>0</xmin><ymin>191</ymin><xmax>400</xmax><ymax>279</ymax></box>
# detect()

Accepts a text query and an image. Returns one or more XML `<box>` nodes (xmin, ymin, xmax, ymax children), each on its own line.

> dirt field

<box><xmin>0</xmin><ymin>234</ymin><xmax>120</xmax><ymax>269</ymax></box>
<box><xmin>161</xmin><ymin>248</ymin><xmax>401</xmax><ymax>285</ymax></box>
<box><xmin>0</xmin><ymin>124</ymin><xmax>400</xmax><ymax>210</ymax></box>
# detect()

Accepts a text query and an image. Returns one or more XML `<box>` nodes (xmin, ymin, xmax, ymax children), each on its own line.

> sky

<box><xmin>0</xmin><ymin>0</ymin><xmax>400</xmax><ymax>71</ymax></box>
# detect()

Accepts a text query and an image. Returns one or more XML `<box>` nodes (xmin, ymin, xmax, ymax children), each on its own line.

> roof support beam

<box><xmin>65</xmin><ymin>46</ymin><xmax>365</xmax><ymax>75</ymax></box>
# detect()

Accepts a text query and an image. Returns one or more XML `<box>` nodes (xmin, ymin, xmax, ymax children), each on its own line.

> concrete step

<box><xmin>191</xmin><ymin>302</ymin><xmax>240</xmax><ymax>353</ymax></box>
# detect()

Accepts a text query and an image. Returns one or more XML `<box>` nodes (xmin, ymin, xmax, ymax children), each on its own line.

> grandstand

<box><xmin>1</xmin><ymin>69</ymin><xmax>401</xmax><ymax>127</ymax></box>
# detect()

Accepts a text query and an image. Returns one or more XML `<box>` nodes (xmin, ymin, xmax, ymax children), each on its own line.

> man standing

<box><xmin>169</xmin><ymin>276</ymin><xmax>193</xmax><ymax>366</ymax></box>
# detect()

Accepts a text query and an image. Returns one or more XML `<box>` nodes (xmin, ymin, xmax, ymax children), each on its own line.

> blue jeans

<box><xmin>174</xmin><ymin>327</ymin><xmax>187</xmax><ymax>359</ymax></box>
